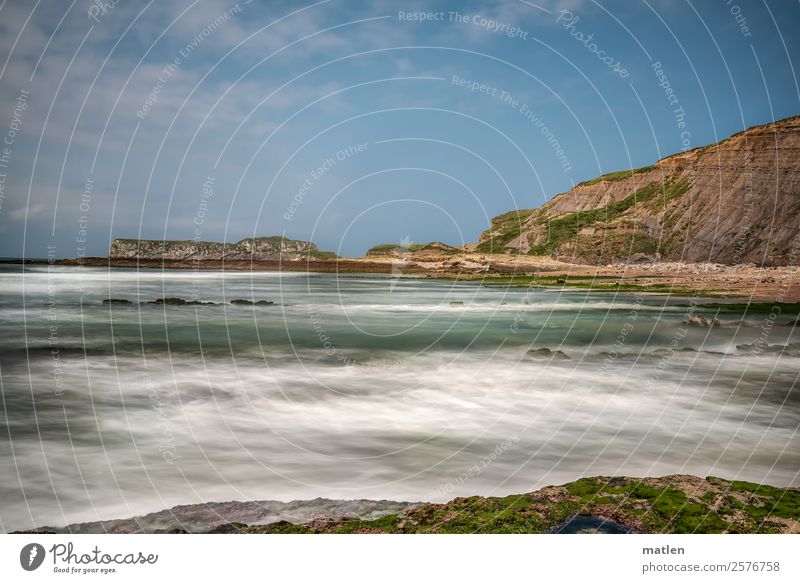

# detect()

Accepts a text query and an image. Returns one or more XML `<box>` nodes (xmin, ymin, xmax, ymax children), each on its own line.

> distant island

<box><xmin>108</xmin><ymin>235</ymin><xmax>337</xmax><ymax>262</ymax></box>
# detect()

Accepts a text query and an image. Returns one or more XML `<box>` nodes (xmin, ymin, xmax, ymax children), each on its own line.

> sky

<box><xmin>0</xmin><ymin>0</ymin><xmax>798</xmax><ymax>258</ymax></box>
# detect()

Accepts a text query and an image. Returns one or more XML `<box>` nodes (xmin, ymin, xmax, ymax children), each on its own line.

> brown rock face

<box><xmin>478</xmin><ymin>116</ymin><xmax>800</xmax><ymax>265</ymax></box>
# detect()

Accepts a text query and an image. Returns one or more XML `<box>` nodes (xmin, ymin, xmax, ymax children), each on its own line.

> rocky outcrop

<box><xmin>478</xmin><ymin>116</ymin><xmax>800</xmax><ymax>265</ymax></box>
<box><xmin>147</xmin><ymin>297</ymin><xmax>215</xmax><ymax>305</ymax></box>
<box><xmin>230</xmin><ymin>299</ymin><xmax>275</xmax><ymax>306</ymax></box>
<box><xmin>365</xmin><ymin>243</ymin><xmax>426</xmax><ymax>258</ymax></box>
<box><xmin>21</xmin><ymin>499</ymin><xmax>415</xmax><ymax>534</ymax></box>
<box><xmin>109</xmin><ymin>236</ymin><xmax>336</xmax><ymax>262</ymax></box>
<box><xmin>18</xmin><ymin>475</ymin><xmax>799</xmax><ymax>534</ymax></box>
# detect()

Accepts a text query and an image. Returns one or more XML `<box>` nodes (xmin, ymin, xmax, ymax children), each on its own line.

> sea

<box><xmin>1</xmin><ymin>264</ymin><xmax>798</xmax><ymax>531</ymax></box>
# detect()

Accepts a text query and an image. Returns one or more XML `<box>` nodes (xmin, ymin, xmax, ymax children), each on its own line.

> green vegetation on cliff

<box><xmin>528</xmin><ymin>178</ymin><xmax>691</xmax><ymax>256</ymax></box>
<box><xmin>477</xmin><ymin>177</ymin><xmax>692</xmax><ymax>258</ymax></box>
<box><xmin>475</xmin><ymin>209</ymin><xmax>536</xmax><ymax>253</ymax></box>
<box><xmin>576</xmin><ymin>164</ymin><xmax>656</xmax><ymax>188</ymax></box>
<box><xmin>206</xmin><ymin>475</ymin><xmax>800</xmax><ymax>534</ymax></box>
<box><xmin>366</xmin><ymin>243</ymin><xmax>427</xmax><ymax>254</ymax></box>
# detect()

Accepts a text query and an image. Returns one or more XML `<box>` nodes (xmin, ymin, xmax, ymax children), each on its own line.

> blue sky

<box><xmin>0</xmin><ymin>0</ymin><xmax>798</xmax><ymax>258</ymax></box>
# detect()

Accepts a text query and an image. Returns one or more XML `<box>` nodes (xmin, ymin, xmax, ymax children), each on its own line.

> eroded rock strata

<box><xmin>478</xmin><ymin>116</ymin><xmax>800</xmax><ymax>265</ymax></box>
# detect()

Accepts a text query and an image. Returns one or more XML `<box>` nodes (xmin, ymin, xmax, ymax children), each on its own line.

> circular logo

<box><xmin>20</xmin><ymin>543</ymin><xmax>46</xmax><ymax>571</ymax></box>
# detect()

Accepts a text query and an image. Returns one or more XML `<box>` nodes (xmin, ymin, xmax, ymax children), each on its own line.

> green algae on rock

<box><xmin>208</xmin><ymin>475</ymin><xmax>800</xmax><ymax>534</ymax></box>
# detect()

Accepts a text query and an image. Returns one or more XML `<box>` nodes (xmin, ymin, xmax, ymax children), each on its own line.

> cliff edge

<box><xmin>478</xmin><ymin>116</ymin><xmax>800</xmax><ymax>265</ymax></box>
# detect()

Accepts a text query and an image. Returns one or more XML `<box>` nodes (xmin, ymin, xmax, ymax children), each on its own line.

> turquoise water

<box><xmin>1</xmin><ymin>264</ymin><xmax>798</xmax><ymax>531</ymax></box>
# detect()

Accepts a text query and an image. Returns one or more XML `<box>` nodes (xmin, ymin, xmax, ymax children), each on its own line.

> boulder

<box><xmin>686</xmin><ymin>315</ymin><xmax>708</xmax><ymax>327</ymax></box>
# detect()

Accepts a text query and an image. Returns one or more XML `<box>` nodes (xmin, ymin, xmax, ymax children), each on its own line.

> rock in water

<box><xmin>528</xmin><ymin>347</ymin><xmax>569</xmax><ymax>359</ymax></box>
<box><xmin>230</xmin><ymin>299</ymin><xmax>275</xmax><ymax>306</ymax></box>
<box><xmin>148</xmin><ymin>297</ymin><xmax>215</xmax><ymax>305</ymax></box>
<box><xmin>686</xmin><ymin>315</ymin><xmax>708</xmax><ymax>327</ymax></box>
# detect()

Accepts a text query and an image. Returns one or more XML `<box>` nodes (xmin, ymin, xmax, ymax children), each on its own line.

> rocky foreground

<box><xmin>17</xmin><ymin>475</ymin><xmax>800</xmax><ymax>534</ymax></box>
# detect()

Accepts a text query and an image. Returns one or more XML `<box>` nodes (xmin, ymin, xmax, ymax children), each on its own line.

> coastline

<box><xmin>4</xmin><ymin>255</ymin><xmax>798</xmax><ymax>302</ymax></box>
<box><xmin>14</xmin><ymin>474</ymin><xmax>800</xmax><ymax>535</ymax></box>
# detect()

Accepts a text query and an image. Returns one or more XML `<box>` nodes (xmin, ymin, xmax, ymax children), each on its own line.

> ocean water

<box><xmin>0</xmin><ymin>264</ymin><xmax>798</xmax><ymax>531</ymax></box>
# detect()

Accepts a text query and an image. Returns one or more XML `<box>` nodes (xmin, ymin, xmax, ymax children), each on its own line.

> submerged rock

<box><xmin>102</xmin><ymin>298</ymin><xmax>131</xmax><ymax>305</ymax></box>
<box><xmin>148</xmin><ymin>297</ymin><xmax>215</xmax><ymax>305</ymax></box>
<box><xmin>685</xmin><ymin>315</ymin><xmax>722</xmax><ymax>328</ymax></box>
<box><xmin>449</xmin><ymin>301</ymin><xmax>464</xmax><ymax>306</ymax></box>
<box><xmin>528</xmin><ymin>347</ymin><xmax>569</xmax><ymax>359</ymax></box>
<box><xmin>230</xmin><ymin>299</ymin><xmax>275</xmax><ymax>306</ymax></box>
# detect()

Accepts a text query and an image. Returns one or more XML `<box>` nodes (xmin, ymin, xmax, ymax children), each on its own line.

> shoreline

<box><xmin>3</xmin><ymin>256</ymin><xmax>798</xmax><ymax>302</ymax></box>
<box><xmin>13</xmin><ymin>474</ymin><xmax>800</xmax><ymax>535</ymax></box>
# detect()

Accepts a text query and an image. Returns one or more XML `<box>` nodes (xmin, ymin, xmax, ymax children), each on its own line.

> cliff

<box><xmin>109</xmin><ymin>236</ymin><xmax>336</xmax><ymax>261</ymax></box>
<box><xmin>477</xmin><ymin>115</ymin><xmax>800</xmax><ymax>265</ymax></box>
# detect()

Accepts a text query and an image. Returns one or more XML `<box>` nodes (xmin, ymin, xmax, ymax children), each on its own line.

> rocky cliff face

<box><xmin>109</xmin><ymin>236</ymin><xmax>336</xmax><ymax>261</ymax></box>
<box><xmin>478</xmin><ymin>116</ymin><xmax>800</xmax><ymax>265</ymax></box>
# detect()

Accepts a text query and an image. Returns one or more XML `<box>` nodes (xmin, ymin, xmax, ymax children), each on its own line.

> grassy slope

<box><xmin>476</xmin><ymin>178</ymin><xmax>692</xmax><ymax>258</ymax></box>
<box><xmin>367</xmin><ymin>243</ymin><xmax>428</xmax><ymax>253</ymax></box>
<box><xmin>474</xmin><ymin>209</ymin><xmax>537</xmax><ymax>253</ymax></box>
<box><xmin>208</xmin><ymin>475</ymin><xmax>800</xmax><ymax>534</ymax></box>
<box><xmin>575</xmin><ymin>164</ymin><xmax>656</xmax><ymax>187</ymax></box>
